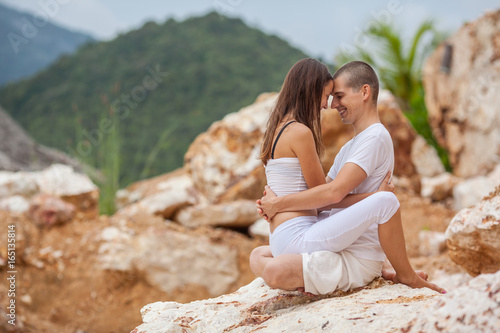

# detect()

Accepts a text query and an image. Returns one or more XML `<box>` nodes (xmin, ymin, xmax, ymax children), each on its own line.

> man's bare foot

<box><xmin>392</xmin><ymin>273</ymin><xmax>446</xmax><ymax>294</ymax></box>
<box><xmin>296</xmin><ymin>287</ymin><xmax>316</xmax><ymax>296</ymax></box>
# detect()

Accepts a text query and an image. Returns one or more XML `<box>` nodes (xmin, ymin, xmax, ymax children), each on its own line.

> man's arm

<box><xmin>318</xmin><ymin>171</ymin><xmax>393</xmax><ymax>210</ymax></box>
<box><xmin>259</xmin><ymin>162</ymin><xmax>367</xmax><ymax>219</ymax></box>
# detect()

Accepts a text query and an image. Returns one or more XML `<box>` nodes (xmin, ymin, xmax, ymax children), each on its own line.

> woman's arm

<box><xmin>291</xmin><ymin>124</ymin><xmax>326</xmax><ymax>188</ymax></box>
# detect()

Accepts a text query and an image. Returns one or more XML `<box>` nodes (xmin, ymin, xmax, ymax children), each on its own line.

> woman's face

<box><xmin>321</xmin><ymin>80</ymin><xmax>334</xmax><ymax>110</ymax></box>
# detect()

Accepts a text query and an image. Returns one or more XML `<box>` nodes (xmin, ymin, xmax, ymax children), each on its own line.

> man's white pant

<box><xmin>302</xmin><ymin>250</ymin><xmax>383</xmax><ymax>295</ymax></box>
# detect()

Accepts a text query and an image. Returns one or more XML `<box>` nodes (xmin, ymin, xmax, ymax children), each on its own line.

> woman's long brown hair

<box><xmin>260</xmin><ymin>58</ymin><xmax>332</xmax><ymax>165</ymax></box>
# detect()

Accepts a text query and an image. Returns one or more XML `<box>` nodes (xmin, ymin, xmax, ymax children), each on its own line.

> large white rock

<box><xmin>453</xmin><ymin>163</ymin><xmax>500</xmax><ymax>210</ymax></box>
<box><xmin>446</xmin><ymin>186</ymin><xmax>500</xmax><ymax>275</ymax></box>
<box><xmin>248</xmin><ymin>218</ymin><xmax>270</xmax><ymax>238</ymax></box>
<box><xmin>132</xmin><ymin>271</ymin><xmax>500</xmax><ymax>333</ymax></box>
<box><xmin>132</xmin><ymin>278</ymin><xmax>437</xmax><ymax>333</ymax></box>
<box><xmin>116</xmin><ymin>174</ymin><xmax>199</xmax><ymax>219</ymax></box>
<box><xmin>97</xmin><ymin>222</ymin><xmax>239</xmax><ymax>296</ymax></box>
<box><xmin>0</xmin><ymin>164</ymin><xmax>99</xmax><ymax>218</ymax></box>
<box><xmin>423</xmin><ymin>9</ymin><xmax>500</xmax><ymax>178</ymax></box>
<box><xmin>418</xmin><ymin>230</ymin><xmax>447</xmax><ymax>256</ymax></box>
<box><xmin>184</xmin><ymin>93</ymin><xmax>276</xmax><ymax>203</ymax></box>
<box><xmin>175</xmin><ymin>200</ymin><xmax>260</xmax><ymax>228</ymax></box>
<box><xmin>411</xmin><ymin>135</ymin><xmax>445</xmax><ymax>177</ymax></box>
<box><xmin>404</xmin><ymin>271</ymin><xmax>500</xmax><ymax>332</ymax></box>
<box><xmin>0</xmin><ymin>195</ymin><xmax>30</xmax><ymax>213</ymax></box>
<box><xmin>0</xmin><ymin>171</ymin><xmax>39</xmax><ymax>199</ymax></box>
<box><xmin>421</xmin><ymin>172</ymin><xmax>459</xmax><ymax>201</ymax></box>
<box><xmin>34</xmin><ymin>164</ymin><xmax>97</xmax><ymax>196</ymax></box>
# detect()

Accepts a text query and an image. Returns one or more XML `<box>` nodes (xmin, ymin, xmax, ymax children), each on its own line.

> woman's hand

<box><xmin>378</xmin><ymin>171</ymin><xmax>395</xmax><ymax>193</ymax></box>
<box><xmin>256</xmin><ymin>186</ymin><xmax>278</xmax><ymax>222</ymax></box>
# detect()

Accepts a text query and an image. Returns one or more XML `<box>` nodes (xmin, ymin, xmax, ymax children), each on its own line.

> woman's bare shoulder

<box><xmin>288</xmin><ymin>122</ymin><xmax>314</xmax><ymax>138</ymax></box>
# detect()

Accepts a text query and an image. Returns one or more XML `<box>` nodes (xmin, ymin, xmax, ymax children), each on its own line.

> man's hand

<box><xmin>378</xmin><ymin>171</ymin><xmax>395</xmax><ymax>193</ymax></box>
<box><xmin>256</xmin><ymin>185</ymin><xmax>278</xmax><ymax>222</ymax></box>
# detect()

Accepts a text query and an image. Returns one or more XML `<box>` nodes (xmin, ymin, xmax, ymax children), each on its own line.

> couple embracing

<box><xmin>250</xmin><ymin>59</ymin><xmax>445</xmax><ymax>295</ymax></box>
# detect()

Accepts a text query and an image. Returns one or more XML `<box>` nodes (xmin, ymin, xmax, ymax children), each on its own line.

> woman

<box><xmin>260</xmin><ymin>58</ymin><xmax>332</xmax><ymax>237</ymax></box>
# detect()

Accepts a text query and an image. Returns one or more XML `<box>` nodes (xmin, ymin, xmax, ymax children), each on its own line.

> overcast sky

<box><xmin>2</xmin><ymin>0</ymin><xmax>499</xmax><ymax>60</ymax></box>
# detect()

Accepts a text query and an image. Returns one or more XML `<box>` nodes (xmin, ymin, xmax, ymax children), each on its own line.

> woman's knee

<box><xmin>250</xmin><ymin>246</ymin><xmax>269</xmax><ymax>260</ymax></box>
<box><xmin>262</xmin><ymin>260</ymin><xmax>283</xmax><ymax>288</ymax></box>
<box><xmin>249</xmin><ymin>246</ymin><xmax>271</xmax><ymax>275</ymax></box>
<box><xmin>373</xmin><ymin>191</ymin><xmax>400</xmax><ymax>209</ymax></box>
<box><xmin>262</xmin><ymin>254</ymin><xmax>303</xmax><ymax>290</ymax></box>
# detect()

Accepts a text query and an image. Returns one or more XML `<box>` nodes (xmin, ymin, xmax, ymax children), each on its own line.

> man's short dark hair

<box><xmin>333</xmin><ymin>61</ymin><xmax>379</xmax><ymax>104</ymax></box>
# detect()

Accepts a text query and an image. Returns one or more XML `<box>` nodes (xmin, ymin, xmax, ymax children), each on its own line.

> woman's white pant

<box><xmin>269</xmin><ymin>191</ymin><xmax>400</xmax><ymax>257</ymax></box>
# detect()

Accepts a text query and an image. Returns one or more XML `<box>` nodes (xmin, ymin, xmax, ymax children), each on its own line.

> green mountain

<box><xmin>0</xmin><ymin>12</ymin><xmax>309</xmax><ymax>187</ymax></box>
<box><xmin>0</xmin><ymin>3</ymin><xmax>94</xmax><ymax>86</ymax></box>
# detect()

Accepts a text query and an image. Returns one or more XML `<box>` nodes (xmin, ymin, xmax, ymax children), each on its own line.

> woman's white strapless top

<box><xmin>265</xmin><ymin>158</ymin><xmax>308</xmax><ymax>196</ymax></box>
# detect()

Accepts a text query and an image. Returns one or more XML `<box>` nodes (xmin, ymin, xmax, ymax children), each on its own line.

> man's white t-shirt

<box><xmin>326</xmin><ymin>123</ymin><xmax>395</xmax><ymax>261</ymax></box>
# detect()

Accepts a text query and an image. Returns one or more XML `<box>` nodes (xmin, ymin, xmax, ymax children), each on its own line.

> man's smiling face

<box><xmin>330</xmin><ymin>75</ymin><xmax>365</xmax><ymax>125</ymax></box>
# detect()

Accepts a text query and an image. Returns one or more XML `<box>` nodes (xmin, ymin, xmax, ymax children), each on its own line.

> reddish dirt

<box><xmin>0</xmin><ymin>191</ymin><xmax>466</xmax><ymax>332</ymax></box>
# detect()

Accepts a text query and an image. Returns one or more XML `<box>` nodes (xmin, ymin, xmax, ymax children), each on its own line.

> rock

<box><xmin>453</xmin><ymin>164</ymin><xmax>500</xmax><ymax>210</ymax></box>
<box><xmin>175</xmin><ymin>200</ymin><xmax>259</xmax><ymax>228</ymax></box>
<box><xmin>377</xmin><ymin>90</ymin><xmax>419</xmax><ymax>178</ymax></box>
<box><xmin>184</xmin><ymin>93</ymin><xmax>276</xmax><ymax>203</ymax></box>
<box><xmin>0</xmin><ymin>171</ymin><xmax>39</xmax><ymax>199</ymax></box>
<box><xmin>34</xmin><ymin>164</ymin><xmax>99</xmax><ymax>219</ymax></box>
<box><xmin>134</xmin><ymin>271</ymin><xmax>500</xmax><ymax>333</ymax></box>
<box><xmin>28</xmin><ymin>194</ymin><xmax>76</xmax><ymax>227</ymax></box>
<box><xmin>421</xmin><ymin>172</ymin><xmax>459</xmax><ymax>201</ymax></box>
<box><xmin>418</xmin><ymin>230</ymin><xmax>447</xmax><ymax>256</ymax></box>
<box><xmin>249</xmin><ymin>218</ymin><xmax>270</xmax><ymax>238</ymax></box>
<box><xmin>97</xmin><ymin>218</ymin><xmax>259</xmax><ymax>297</ymax></box>
<box><xmin>446</xmin><ymin>185</ymin><xmax>500</xmax><ymax>276</ymax></box>
<box><xmin>132</xmin><ymin>278</ymin><xmax>444</xmax><ymax>333</ymax></box>
<box><xmin>0</xmin><ymin>195</ymin><xmax>30</xmax><ymax>213</ymax></box>
<box><xmin>0</xmin><ymin>164</ymin><xmax>98</xmax><ymax>218</ymax></box>
<box><xmin>404</xmin><ymin>271</ymin><xmax>500</xmax><ymax>332</ymax></box>
<box><xmin>0</xmin><ymin>106</ymin><xmax>83</xmax><ymax>172</ymax></box>
<box><xmin>116</xmin><ymin>172</ymin><xmax>199</xmax><ymax>219</ymax></box>
<box><xmin>423</xmin><ymin>9</ymin><xmax>500</xmax><ymax>178</ymax></box>
<box><xmin>115</xmin><ymin>168</ymin><xmax>190</xmax><ymax>210</ymax></box>
<box><xmin>410</xmin><ymin>135</ymin><xmax>445</xmax><ymax>177</ymax></box>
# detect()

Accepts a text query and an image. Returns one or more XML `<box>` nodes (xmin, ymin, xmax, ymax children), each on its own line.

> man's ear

<box><xmin>361</xmin><ymin>84</ymin><xmax>371</xmax><ymax>101</ymax></box>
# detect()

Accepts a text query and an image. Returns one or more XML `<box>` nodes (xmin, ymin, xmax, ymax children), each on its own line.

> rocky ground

<box><xmin>0</xmin><ymin>190</ymin><xmax>466</xmax><ymax>333</ymax></box>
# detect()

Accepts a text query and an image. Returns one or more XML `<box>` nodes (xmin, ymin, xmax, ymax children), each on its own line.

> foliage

<box><xmin>0</xmin><ymin>12</ymin><xmax>309</xmax><ymax>194</ymax></box>
<box><xmin>335</xmin><ymin>20</ymin><xmax>450</xmax><ymax>170</ymax></box>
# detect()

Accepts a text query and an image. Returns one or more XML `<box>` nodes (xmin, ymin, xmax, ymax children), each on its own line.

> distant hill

<box><xmin>0</xmin><ymin>12</ymin><xmax>310</xmax><ymax>186</ymax></box>
<box><xmin>0</xmin><ymin>3</ymin><xmax>94</xmax><ymax>86</ymax></box>
<box><xmin>0</xmin><ymin>105</ymin><xmax>83</xmax><ymax>172</ymax></box>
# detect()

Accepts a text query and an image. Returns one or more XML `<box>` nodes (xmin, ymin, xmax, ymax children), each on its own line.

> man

<box><xmin>251</xmin><ymin>61</ymin><xmax>442</xmax><ymax>295</ymax></box>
